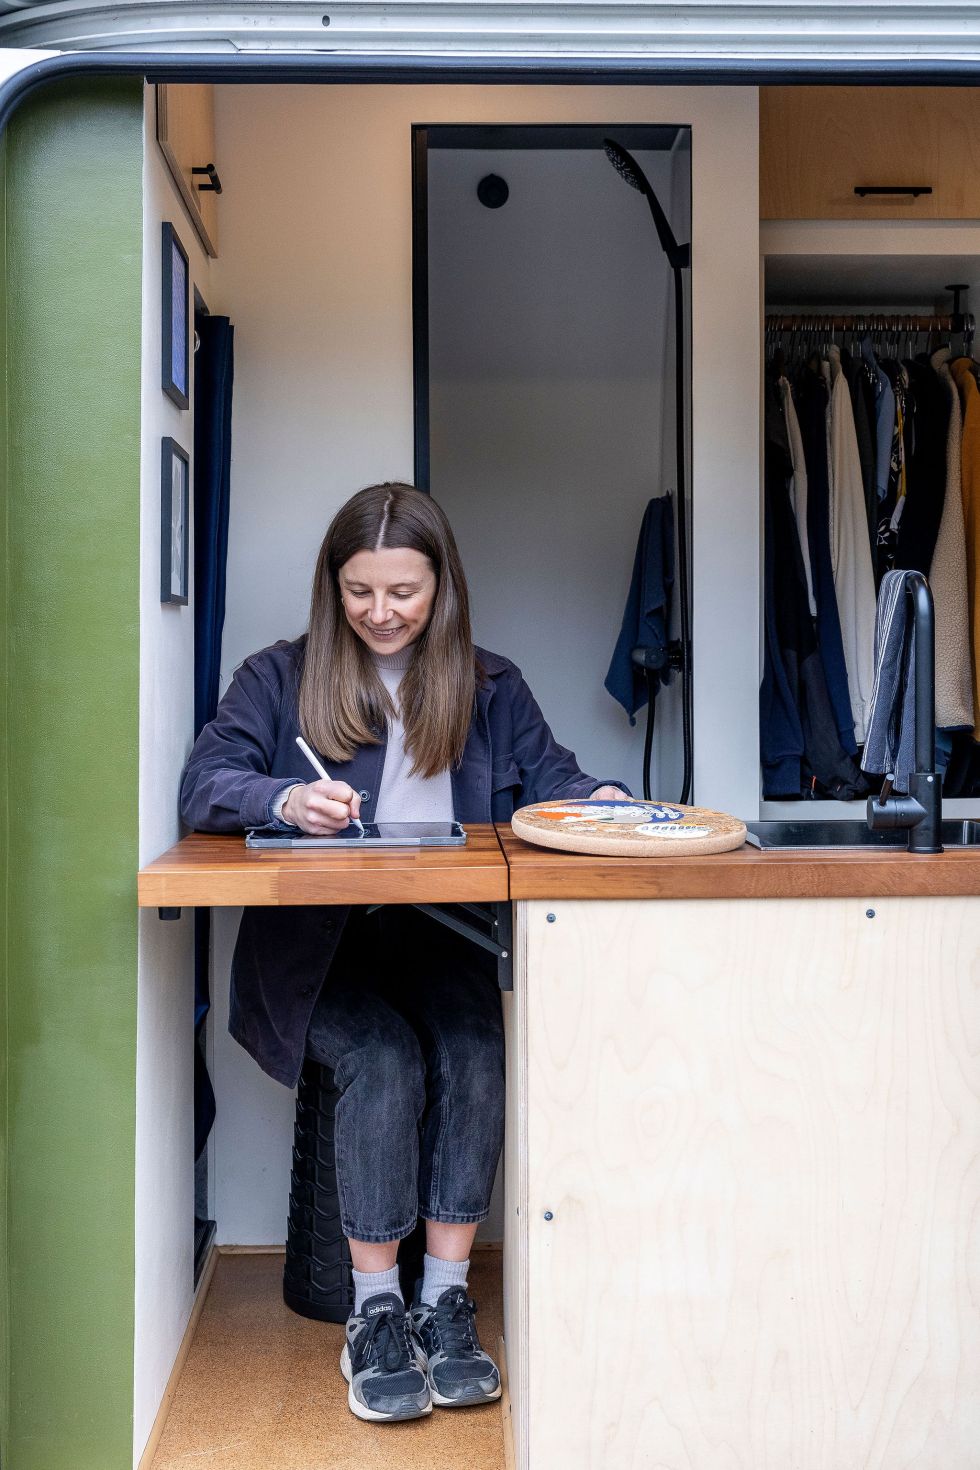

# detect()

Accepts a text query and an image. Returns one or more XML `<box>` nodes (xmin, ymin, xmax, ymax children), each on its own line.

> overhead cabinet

<box><xmin>156</xmin><ymin>83</ymin><xmax>220</xmax><ymax>256</ymax></box>
<box><xmin>761</xmin><ymin>86</ymin><xmax>980</xmax><ymax>220</ymax></box>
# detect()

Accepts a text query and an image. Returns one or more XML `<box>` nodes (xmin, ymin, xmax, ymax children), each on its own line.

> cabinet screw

<box><xmin>866</xmin><ymin>908</ymin><xmax>876</xmax><ymax>919</ymax></box>
<box><xmin>543</xmin><ymin>1211</ymin><xmax>554</xmax><ymax>1221</ymax></box>
<box><xmin>546</xmin><ymin>913</ymin><xmax>556</xmax><ymax>923</ymax></box>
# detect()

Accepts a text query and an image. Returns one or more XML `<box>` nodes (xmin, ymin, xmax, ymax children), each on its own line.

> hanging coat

<box><xmin>896</xmin><ymin>357</ymin><xmax>949</xmax><ymax>577</ymax></box>
<box><xmin>761</xmin><ymin>411</ymin><xmax>867</xmax><ymax>801</ymax></box>
<box><xmin>604</xmin><ymin>495</ymin><xmax>674</xmax><ymax>720</ymax></box>
<box><xmin>779</xmin><ymin>376</ymin><xmax>816</xmax><ymax>616</ymax></box>
<box><xmin>842</xmin><ymin>347</ymin><xmax>879</xmax><ymax>571</ymax></box>
<box><xmin>951</xmin><ymin>358</ymin><xmax>980</xmax><ymax>737</ymax></box>
<box><xmin>826</xmin><ymin>344</ymin><xmax>877</xmax><ymax>744</ymax></box>
<box><xmin>928</xmin><ymin>348</ymin><xmax>973</xmax><ymax>730</ymax></box>
<box><xmin>795</xmin><ymin>362</ymin><xmax>858</xmax><ymax>756</ymax></box>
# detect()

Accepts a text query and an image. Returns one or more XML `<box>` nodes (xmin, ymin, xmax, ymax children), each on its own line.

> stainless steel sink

<box><xmin>746</xmin><ymin>819</ymin><xmax>980</xmax><ymax>850</ymax></box>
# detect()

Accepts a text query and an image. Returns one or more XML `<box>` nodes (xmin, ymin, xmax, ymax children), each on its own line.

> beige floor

<box><xmin>151</xmin><ymin>1247</ymin><xmax>506</xmax><ymax>1470</ymax></box>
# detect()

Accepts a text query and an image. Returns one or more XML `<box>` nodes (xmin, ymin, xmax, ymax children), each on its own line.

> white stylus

<box><xmin>295</xmin><ymin>735</ymin><xmax>365</xmax><ymax>835</ymax></box>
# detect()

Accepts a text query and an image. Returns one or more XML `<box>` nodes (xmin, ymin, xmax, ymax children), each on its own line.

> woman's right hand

<box><xmin>282</xmin><ymin>780</ymin><xmax>362</xmax><ymax>834</ymax></box>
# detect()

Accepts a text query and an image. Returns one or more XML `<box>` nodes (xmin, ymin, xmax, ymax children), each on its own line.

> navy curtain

<box><xmin>193</xmin><ymin>314</ymin><xmax>234</xmax><ymax>1159</ymax></box>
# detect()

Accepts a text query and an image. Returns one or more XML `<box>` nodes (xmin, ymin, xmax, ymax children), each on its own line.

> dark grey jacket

<box><xmin>180</xmin><ymin>636</ymin><xmax>622</xmax><ymax>1085</ymax></box>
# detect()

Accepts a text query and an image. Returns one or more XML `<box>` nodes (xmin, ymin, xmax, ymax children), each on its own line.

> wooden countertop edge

<box><xmin>137</xmin><ymin>824</ymin><xmax>509</xmax><ymax>907</ymax></box>
<box><xmin>137</xmin><ymin>870</ymin><xmax>510</xmax><ymax>905</ymax></box>
<box><xmin>495</xmin><ymin>826</ymin><xmax>980</xmax><ymax>900</ymax></box>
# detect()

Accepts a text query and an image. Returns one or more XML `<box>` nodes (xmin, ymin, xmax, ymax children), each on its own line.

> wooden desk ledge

<box><xmin>496</xmin><ymin>823</ymin><xmax>980</xmax><ymax>900</ymax></box>
<box><xmin>138</xmin><ymin>824</ymin><xmax>508</xmax><ymax>908</ymax></box>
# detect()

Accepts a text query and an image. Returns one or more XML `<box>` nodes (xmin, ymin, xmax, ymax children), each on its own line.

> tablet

<box><xmin>245</xmin><ymin>821</ymin><xmax>467</xmax><ymax>849</ymax></box>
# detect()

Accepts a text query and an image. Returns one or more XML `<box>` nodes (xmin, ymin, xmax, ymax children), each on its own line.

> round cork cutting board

<box><xmin>511</xmin><ymin>798</ymin><xmax>747</xmax><ymax>857</ymax></box>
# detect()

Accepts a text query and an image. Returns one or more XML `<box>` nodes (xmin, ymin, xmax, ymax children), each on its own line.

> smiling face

<box><xmin>339</xmin><ymin>545</ymin><xmax>438</xmax><ymax>658</ymax></box>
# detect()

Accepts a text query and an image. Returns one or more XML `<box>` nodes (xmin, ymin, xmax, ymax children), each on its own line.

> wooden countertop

<box><xmin>137</xmin><ymin>825</ymin><xmax>508</xmax><ymax>907</ymax></box>
<box><xmin>496</xmin><ymin>824</ymin><xmax>980</xmax><ymax>899</ymax></box>
<box><xmin>138</xmin><ymin>824</ymin><xmax>980</xmax><ymax>908</ymax></box>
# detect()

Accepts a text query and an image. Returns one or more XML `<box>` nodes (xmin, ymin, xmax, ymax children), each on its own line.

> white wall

<box><xmin>135</xmin><ymin>82</ymin><xmax>211</xmax><ymax>1468</ymax></box>
<box><xmin>205</xmin><ymin>83</ymin><xmax>761</xmax><ymax>1248</ymax></box>
<box><xmin>427</xmin><ymin>138</ymin><xmax>688</xmax><ymax>801</ymax></box>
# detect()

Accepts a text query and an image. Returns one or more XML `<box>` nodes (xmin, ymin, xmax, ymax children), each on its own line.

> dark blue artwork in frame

<box><xmin>162</xmin><ymin>221</ymin><xmax>189</xmax><ymax>408</ymax></box>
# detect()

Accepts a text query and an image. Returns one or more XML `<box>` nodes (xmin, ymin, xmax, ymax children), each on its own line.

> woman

<box><xmin>180</xmin><ymin>482</ymin><xmax>628</xmax><ymax>1425</ymax></box>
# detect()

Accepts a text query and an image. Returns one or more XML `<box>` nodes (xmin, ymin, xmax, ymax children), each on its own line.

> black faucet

<box><xmin>866</xmin><ymin>571</ymin><xmax>943</xmax><ymax>853</ymax></box>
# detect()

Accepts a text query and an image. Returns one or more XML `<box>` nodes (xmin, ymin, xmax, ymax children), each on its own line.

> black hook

<box><xmin>193</xmin><ymin>163</ymin><xmax>222</xmax><ymax>195</ymax></box>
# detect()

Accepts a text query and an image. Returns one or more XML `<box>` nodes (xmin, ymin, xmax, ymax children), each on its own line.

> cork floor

<box><xmin>150</xmin><ymin>1247</ymin><xmax>506</xmax><ymax>1470</ymax></box>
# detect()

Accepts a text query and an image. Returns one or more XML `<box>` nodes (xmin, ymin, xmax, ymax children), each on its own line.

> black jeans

<box><xmin>304</xmin><ymin>906</ymin><xmax>505</xmax><ymax>1243</ymax></box>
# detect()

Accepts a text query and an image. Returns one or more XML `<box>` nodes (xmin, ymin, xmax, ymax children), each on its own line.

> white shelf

<box><xmin>761</xmin><ymin>219</ymin><xmax>980</xmax><ymax>258</ymax></box>
<box><xmin>762</xmin><ymin>220</ymin><xmax>980</xmax><ymax>308</ymax></box>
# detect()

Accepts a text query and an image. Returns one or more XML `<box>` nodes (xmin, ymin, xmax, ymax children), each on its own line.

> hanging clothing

<box><xmin>779</xmin><ymin>375</ymin><xmax>816</xmax><ymax>616</ymax></box>
<box><xmin>926</xmin><ymin>348</ymin><xmax>972</xmax><ymax>730</ymax></box>
<box><xmin>761</xmin><ymin>404</ymin><xmax>866</xmax><ymax>800</ymax></box>
<box><xmin>895</xmin><ymin>357</ymin><xmax>949</xmax><ymax>577</ymax></box>
<box><xmin>864</xmin><ymin>336</ymin><xmax>896</xmax><ymax>511</ymax></box>
<box><xmin>761</xmin><ymin>383</ymin><xmax>805</xmax><ymax>795</ymax></box>
<box><xmin>875</xmin><ymin>360</ymin><xmax>908</xmax><ymax>574</ymax></box>
<box><xmin>842</xmin><ymin>347</ymin><xmax>879</xmax><ymax>569</ymax></box>
<box><xmin>951</xmin><ymin>357</ymin><xmax>980</xmax><ymax>738</ymax></box>
<box><xmin>863</xmin><ymin>570</ymin><xmax>920</xmax><ymax>794</ymax></box>
<box><xmin>795</xmin><ymin>361</ymin><xmax>859</xmax><ymax>756</ymax></box>
<box><xmin>825</xmin><ymin>344</ymin><xmax>877</xmax><ymax>744</ymax></box>
<box><xmin>604</xmin><ymin>495</ymin><xmax>675</xmax><ymax>721</ymax></box>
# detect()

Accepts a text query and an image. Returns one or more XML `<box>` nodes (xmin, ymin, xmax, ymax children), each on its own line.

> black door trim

<box><xmin>411</xmin><ymin>121</ymin><xmax>687</xmax><ymax>494</ymax></box>
<box><xmin>8</xmin><ymin>51</ymin><xmax>980</xmax><ymax>138</ymax></box>
<box><xmin>412</xmin><ymin>125</ymin><xmax>430</xmax><ymax>490</ymax></box>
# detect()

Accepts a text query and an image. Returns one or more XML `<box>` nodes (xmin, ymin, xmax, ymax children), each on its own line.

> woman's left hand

<box><xmin>591</xmin><ymin>785</ymin><xmax>630</xmax><ymax>801</ymax></box>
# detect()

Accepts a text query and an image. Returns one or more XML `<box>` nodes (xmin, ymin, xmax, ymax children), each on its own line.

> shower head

<box><xmin>603</xmin><ymin>137</ymin><xmax>690</xmax><ymax>271</ymax></box>
<box><xmin>603</xmin><ymin>139</ymin><xmax>645</xmax><ymax>194</ymax></box>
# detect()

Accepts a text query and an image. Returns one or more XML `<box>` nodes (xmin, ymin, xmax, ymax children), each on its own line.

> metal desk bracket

<box><xmin>366</xmin><ymin>901</ymin><xmax>514</xmax><ymax>991</ymax></box>
<box><xmin>157</xmin><ymin>900</ymin><xmax>515</xmax><ymax>989</ymax></box>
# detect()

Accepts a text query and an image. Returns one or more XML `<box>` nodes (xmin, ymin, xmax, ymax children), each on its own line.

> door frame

<box><xmin>410</xmin><ymin>121</ymin><xmax>684</xmax><ymax>488</ymax></box>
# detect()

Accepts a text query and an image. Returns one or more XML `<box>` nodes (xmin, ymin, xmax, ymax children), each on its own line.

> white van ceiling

<box><xmin>1</xmin><ymin>1</ymin><xmax>980</xmax><ymax>61</ymax></box>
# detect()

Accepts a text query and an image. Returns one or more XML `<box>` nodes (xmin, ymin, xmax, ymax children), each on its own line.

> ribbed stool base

<box><xmin>283</xmin><ymin>1058</ymin><xmax>425</xmax><ymax>1322</ymax></box>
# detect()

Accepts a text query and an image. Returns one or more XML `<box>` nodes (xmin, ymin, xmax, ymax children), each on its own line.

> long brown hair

<box><xmin>299</xmin><ymin>482</ymin><xmax>477</xmax><ymax>777</ymax></box>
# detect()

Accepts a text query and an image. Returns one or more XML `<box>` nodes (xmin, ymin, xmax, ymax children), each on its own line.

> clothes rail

<box><xmin>764</xmin><ymin>313</ymin><xmax>975</xmax><ymax>333</ymax></box>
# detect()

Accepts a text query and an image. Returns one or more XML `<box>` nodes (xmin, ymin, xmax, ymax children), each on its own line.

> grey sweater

<box><xmin>371</xmin><ymin>647</ymin><xmax>454</xmax><ymax>822</ymax></box>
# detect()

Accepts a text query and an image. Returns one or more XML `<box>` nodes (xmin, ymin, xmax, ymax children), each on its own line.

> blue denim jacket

<box><xmin>180</xmin><ymin>636</ymin><xmax>623</xmax><ymax>1085</ymax></box>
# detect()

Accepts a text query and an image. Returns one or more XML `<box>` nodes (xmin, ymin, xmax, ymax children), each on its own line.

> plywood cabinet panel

<box><xmin>513</xmin><ymin>896</ymin><xmax>980</xmax><ymax>1468</ymax></box>
<box><xmin>156</xmin><ymin>84</ymin><xmax>219</xmax><ymax>256</ymax></box>
<box><xmin>762</xmin><ymin>86</ymin><xmax>980</xmax><ymax>220</ymax></box>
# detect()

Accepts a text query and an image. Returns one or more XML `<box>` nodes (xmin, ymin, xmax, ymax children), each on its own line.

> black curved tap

<box><xmin>866</xmin><ymin>571</ymin><xmax>943</xmax><ymax>853</ymax></box>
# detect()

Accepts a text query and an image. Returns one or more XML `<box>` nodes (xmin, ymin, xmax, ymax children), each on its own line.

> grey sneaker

<box><xmin>410</xmin><ymin>1285</ymin><xmax>502</xmax><ymax>1408</ymax></box>
<box><xmin>340</xmin><ymin>1292</ymin><xmax>432</xmax><ymax>1423</ymax></box>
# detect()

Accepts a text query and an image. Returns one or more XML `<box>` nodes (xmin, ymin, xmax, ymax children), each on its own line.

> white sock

<box><xmin>353</xmin><ymin>1265</ymin><xmax>402</xmax><ymax>1315</ymax></box>
<box><xmin>420</xmin><ymin>1252</ymin><xmax>469</xmax><ymax>1308</ymax></box>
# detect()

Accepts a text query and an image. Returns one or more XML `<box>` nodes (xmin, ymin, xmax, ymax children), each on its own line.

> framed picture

<box><xmin>161</xmin><ymin>438</ymin><xmax>190</xmax><ymax>604</ymax></box>
<box><xmin>162</xmin><ymin>221</ymin><xmax>190</xmax><ymax>408</ymax></box>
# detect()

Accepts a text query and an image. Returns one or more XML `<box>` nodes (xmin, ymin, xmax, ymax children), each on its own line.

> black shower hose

<box><xmin>641</xmin><ymin>264</ymin><xmax>693</xmax><ymax>806</ymax></box>
<box><xmin>673</xmin><ymin>263</ymin><xmax>694</xmax><ymax>806</ymax></box>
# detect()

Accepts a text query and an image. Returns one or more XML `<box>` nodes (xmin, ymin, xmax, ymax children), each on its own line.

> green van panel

<box><xmin>2</xmin><ymin>78</ymin><xmax>143</xmax><ymax>1469</ymax></box>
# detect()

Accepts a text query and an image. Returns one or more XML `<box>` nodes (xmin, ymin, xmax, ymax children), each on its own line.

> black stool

<box><xmin>282</xmin><ymin>1057</ymin><xmax>426</xmax><ymax>1321</ymax></box>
